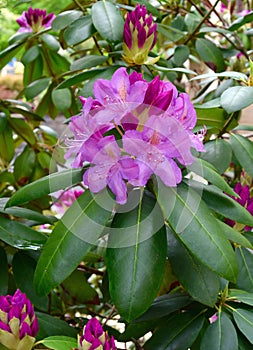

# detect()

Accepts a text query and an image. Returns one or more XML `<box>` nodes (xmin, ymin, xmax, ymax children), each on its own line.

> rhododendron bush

<box><xmin>1</xmin><ymin>1</ymin><xmax>253</xmax><ymax>349</ymax></box>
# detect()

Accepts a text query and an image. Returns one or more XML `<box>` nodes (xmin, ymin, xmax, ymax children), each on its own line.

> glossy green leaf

<box><xmin>36</xmin><ymin>312</ymin><xmax>77</xmax><ymax>340</ymax></box>
<box><xmin>8</xmin><ymin>118</ymin><xmax>36</xmax><ymax>146</ymax></box>
<box><xmin>0</xmin><ymin>205</ymin><xmax>56</xmax><ymax>225</ymax></box>
<box><xmin>0</xmin><ymin>215</ymin><xmax>47</xmax><ymax>250</ymax></box>
<box><xmin>51</xmin><ymin>88</ymin><xmax>72</xmax><ymax>111</ymax></box>
<box><xmin>156</xmin><ymin>181</ymin><xmax>238</xmax><ymax>282</ymax></box>
<box><xmin>6</xmin><ymin>168</ymin><xmax>83</xmax><ymax>207</ymax></box>
<box><xmin>12</xmin><ymin>252</ymin><xmax>48</xmax><ymax>311</ymax></box>
<box><xmin>0</xmin><ymin>124</ymin><xmax>14</xmax><ymax>163</ymax></box>
<box><xmin>217</xmin><ymin>220</ymin><xmax>253</xmax><ymax>249</ymax></box>
<box><xmin>41</xmin><ymin>34</ymin><xmax>60</xmax><ymax>51</ymax></box>
<box><xmin>70</xmin><ymin>55</ymin><xmax>108</xmax><ymax>71</ymax></box>
<box><xmin>173</xmin><ymin>45</ymin><xmax>190</xmax><ymax>65</ymax></box>
<box><xmin>167</xmin><ymin>229</ymin><xmax>219</xmax><ymax>306</ymax></box>
<box><xmin>229</xmin><ymin>289</ymin><xmax>253</xmax><ymax>306</ymax></box>
<box><xmin>56</xmin><ymin>69</ymin><xmax>106</xmax><ymax>89</ymax></box>
<box><xmin>233</xmin><ymin>309</ymin><xmax>253</xmax><ymax>344</ymax></box>
<box><xmin>38</xmin><ymin>336</ymin><xmax>77</xmax><ymax>350</ymax></box>
<box><xmin>106</xmin><ymin>190</ymin><xmax>167</xmax><ymax>321</ymax></box>
<box><xmin>187</xmin><ymin>158</ymin><xmax>236</xmax><ymax>196</ymax></box>
<box><xmin>8</xmin><ymin>32</ymin><xmax>30</xmax><ymax>45</ymax></box>
<box><xmin>0</xmin><ymin>42</ymin><xmax>25</xmax><ymax>70</ymax></box>
<box><xmin>200</xmin><ymin>312</ymin><xmax>238</xmax><ymax>350</ymax></box>
<box><xmin>63</xmin><ymin>15</ymin><xmax>96</xmax><ymax>46</ymax></box>
<box><xmin>238</xmin><ymin>333</ymin><xmax>253</xmax><ymax>350</ymax></box>
<box><xmin>52</xmin><ymin>10</ymin><xmax>82</xmax><ymax>30</ymax></box>
<box><xmin>191</xmin><ymin>71</ymin><xmax>248</xmax><ymax>82</ymax></box>
<box><xmin>196</xmin><ymin>107</ymin><xmax>225</xmax><ymax>130</ymax></box>
<box><xmin>21</xmin><ymin>45</ymin><xmax>40</xmax><ymax>65</ymax></box>
<box><xmin>23</xmin><ymin>53</ymin><xmax>44</xmax><ymax>86</ymax></box>
<box><xmin>25</xmin><ymin>78</ymin><xmax>51</xmax><ymax>100</ymax></box>
<box><xmin>34</xmin><ymin>190</ymin><xmax>115</xmax><ymax>295</ymax></box>
<box><xmin>221</xmin><ymin>86</ymin><xmax>253</xmax><ymax>114</ymax></box>
<box><xmin>195</xmin><ymin>38</ymin><xmax>225</xmax><ymax>72</ymax></box>
<box><xmin>229</xmin><ymin>11</ymin><xmax>253</xmax><ymax>31</ymax></box>
<box><xmin>234</xmin><ymin>247</ymin><xmax>253</xmax><ymax>292</ymax></box>
<box><xmin>46</xmin><ymin>50</ymin><xmax>70</xmax><ymax>75</ymax></box>
<box><xmin>92</xmin><ymin>1</ymin><xmax>124</xmax><ymax>42</ymax></box>
<box><xmin>133</xmin><ymin>292</ymin><xmax>192</xmax><ymax>323</ymax></box>
<box><xmin>200</xmin><ymin>139</ymin><xmax>232</xmax><ymax>174</ymax></box>
<box><xmin>14</xmin><ymin>147</ymin><xmax>36</xmax><ymax>185</ymax></box>
<box><xmin>230</xmin><ymin>133</ymin><xmax>253</xmax><ymax>178</ymax></box>
<box><xmin>0</xmin><ymin>247</ymin><xmax>8</xmax><ymax>295</ymax></box>
<box><xmin>145</xmin><ymin>310</ymin><xmax>205</xmax><ymax>349</ymax></box>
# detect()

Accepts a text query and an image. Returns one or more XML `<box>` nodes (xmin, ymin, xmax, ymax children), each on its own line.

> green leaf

<box><xmin>238</xmin><ymin>333</ymin><xmax>253</xmax><ymax>350</ymax></box>
<box><xmin>0</xmin><ymin>215</ymin><xmax>47</xmax><ymax>250</ymax></box>
<box><xmin>51</xmin><ymin>88</ymin><xmax>72</xmax><ymax>111</ymax></box>
<box><xmin>233</xmin><ymin>309</ymin><xmax>253</xmax><ymax>344</ymax></box>
<box><xmin>8</xmin><ymin>118</ymin><xmax>36</xmax><ymax>146</ymax></box>
<box><xmin>25</xmin><ymin>78</ymin><xmax>51</xmax><ymax>100</ymax></box>
<box><xmin>14</xmin><ymin>147</ymin><xmax>36</xmax><ymax>185</ymax></box>
<box><xmin>196</xmin><ymin>107</ymin><xmax>225</xmax><ymax>130</ymax></box>
<box><xmin>187</xmin><ymin>158</ymin><xmax>236</xmax><ymax>196</ymax></box>
<box><xmin>145</xmin><ymin>310</ymin><xmax>205</xmax><ymax>350</ymax></box>
<box><xmin>8</xmin><ymin>32</ymin><xmax>31</xmax><ymax>45</ymax></box>
<box><xmin>0</xmin><ymin>124</ymin><xmax>14</xmax><ymax>163</ymax></box>
<box><xmin>156</xmin><ymin>181</ymin><xmax>238</xmax><ymax>282</ymax></box>
<box><xmin>34</xmin><ymin>190</ymin><xmax>115</xmax><ymax>295</ymax></box>
<box><xmin>200</xmin><ymin>139</ymin><xmax>232</xmax><ymax>174</ymax></box>
<box><xmin>195</xmin><ymin>38</ymin><xmax>225</xmax><ymax>72</ymax></box>
<box><xmin>38</xmin><ymin>336</ymin><xmax>77</xmax><ymax>350</ymax></box>
<box><xmin>200</xmin><ymin>312</ymin><xmax>238</xmax><ymax>350</ymax></box>
<box><xmin>36</xmin><ymin>312</ymin><xmax>77</xmax><ymax>340</ymax></box>
<box><xmin>6</xmin><ymin>168</ymin><xmax>83</xmax><ymax>207</ymax></box>
<box><xmin>0</xmin><ymin>247</ymin><xmax>8</xmax><ymax>295</ymax></box>
<box><xmin>173</xmin><ymin>45</ymin><xmax>190</xmax><ymax>65</ymax></box>
<box><xmin>70</xmin><ymin>55</ymin><xmax>108</xmax><ymax>71</ymax></box>
<box><xmin>167</xmin><ymin>229</ymin><xmax>219</xmax><ymax>306</ymax></box>
<box><xmin>230</xmin><ymin>133</ymin><xmax>253</xmax><ymax>178</ymax></box>
<box><xmin>229</xmin><ymin>289</ymin><xmax>253</xmax><ymax>306</ymax></box>
<box><xmin>221</xmin><ymin>86</ymin><xmax>253</xmax><ymax>114</ymax></box>
<box><xmin>229</xmin><ymin>11</ymin><xmax>253</xmax><ymax>31</ymax></box>
<box><xmin>41</xmin><ymin>34</ymin><xmax>60</xmax><ymax>51</ymax></box>
<box><xmin>92</xmin><ymin>1</ymin><xmax>124</xmax><ymax>42</ymax></box>
<box><xmin>23</xmin><ymin>53</ymin><xmax>44</xmax><ymax>86</ymax></box>
<box><xmin>0</xmin><ymin>42</ymin><xmax>25</xmax><ymax>70</ymax></box>
<box><xmin>217</xmin><ymin>220</ymin><xmax>253</xmax><ymax>249</ymax></box>
<box><xmin>52</xmin><ymin>10</ymin><xmax>82</xmax><ymax>30</ymax></box>
<box><xmin>12</xmin><ymin>252</ymin><xmax>48</xmax><ymax>311</ymax></box>
<box><xmin>106</xmin><ymin>190</ymin><xmax>167</xmax><ymax>321</ymax></box>
<box><xmin>133</xmin><ymin>292</ymin><xmax>192</xmax><ymax>323</ymax></box>
<box><xmin>191</xmin><ymin>71</ymin><xmax>248</xmax><ymax>82</ymax></box>
<box><xmin>21</xmin><ymin>45</ymin><xmax>40</xmax><ymax>65</ymax></box>
<box><xmin>234</xmin><ymin>247</ymin><xmax>253</xmax><ymax>292</ymax></box>
<box><xmin>56</xmin><ymin>69</ymin><xmax>107</xmax><ymax>89</ymax></box>
<box><xmin>63</xmin><ymin>15</ymin><xmax>96</xmax><ymax>46</ymax></box>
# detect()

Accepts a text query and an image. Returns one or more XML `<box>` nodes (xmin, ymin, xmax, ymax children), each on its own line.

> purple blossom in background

<box><xmin>123</xmin><ymin>4</ymin><xmax>159</xmax><ymax>65</ymax></box>
<box><xmin>225</xmin><ymin>183</ymin><xmax>253</xmax><ymax>230</ymax></box>
<box><xmin>0</xmin><ymin>289</ymin><xmax>39</xmax><ymax>350</ymax></box>
<box><xmin>75</xmin><ymin>317</ymin><xmax>116</xmax><ymax>350</ymax></box>
<box><xmin>65</xmin><ymin>67</ymin><xmax>205</xmax><ymax>204</ymax></box>
<box><xmin>16</xmin><ymin>7</ymin><xmax>55</xmax><ymax>33</ymax></box>
<box><xmin>53</xmin><ymin>189</ymin><xmax>84</xmax><ymax>215</ymax></box>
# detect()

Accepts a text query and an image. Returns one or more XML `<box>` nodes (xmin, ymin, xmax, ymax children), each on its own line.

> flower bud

<box><xmin>16</xmin><ymin>7</ymin><xmax>55</xmax><ymax>33</ymax></box>
<box><xmin>0</xmin><ymin>290</ymin><xmax>39</xmax><ymax>350</ymax></box>
<box><xmin>123</xmin><ymin>4</ymin><xmax>159</xmax><ymax>65</ymax></box>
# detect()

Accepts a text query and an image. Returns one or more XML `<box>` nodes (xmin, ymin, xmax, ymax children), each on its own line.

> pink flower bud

<box><xmin>16</xmin><ymin>7</ymin><xmax>55</xmax><ymax>33</ymax></box>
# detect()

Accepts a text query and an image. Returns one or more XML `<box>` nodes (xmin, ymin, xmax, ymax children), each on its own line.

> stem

<box><xmin>218</xmin><ymin>112</ymin><xmax>235</xmax><ymax>138</ymax></box>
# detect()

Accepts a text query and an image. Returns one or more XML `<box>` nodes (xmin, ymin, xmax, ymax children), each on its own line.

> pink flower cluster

<box><xmin>16</xmin><ymin>7</ymin><xmax>55</xmax><ymax>33</ymax></box>
<box><xmin>65</xmin><ymin>67</ymin><xmax>204</xmax><ymax>204</ymax></box>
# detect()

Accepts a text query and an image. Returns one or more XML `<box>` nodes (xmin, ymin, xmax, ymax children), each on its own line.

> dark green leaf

<box><xmin>156</xmin><ymin>181</ymin><xmax>238</xmax><ymax>282</ymax></box>
<box><xmin>238</xmin><ymin>333</ymin><xmax>253</xmax><ymax>350</ymax></box>
<box><xmin>173</xmin><ymin>45</ymin><xmax>190</xmax><ymax>65</ymax></box>
<box><xmin>0</xmin><ymin>205</ymin><xmax>56</xmax><ymax>225</ymax></box>
<box><xmin>21</xmin><ymin>45</ymin><xmax>40</xmax><ymax>65</ymax></box>
<box><xmin>233</xmin><ymin>309</ymin><xmax>253</xmax><ymax>344</ymax></box>
<box><xmin>6</xmin><ymin>168</ymin><xmax>83</xmax><ymax>207</ymax></box>
<box><xmin>70</xmin><ymin>55</ymin><xmax>108</xmax><ymax>71</ymax></box>
<box><xmin>106</xmin><ymin>190</ymin><xmax>167</xmax><ymax>321</ymax></box>
<box><xmin>229</xmin><ymin>289</ymin><xmax>253</xmax><ymax>306</ymax></box>
<box><xmin>14</xmin><ymin>147</ymin><xmax>36</xmax><ymax>185</ymax></box>
<box><xmin>25</xmin><ymin>78</ymin><xmax>51</xmax><ymax>100</ymax></box>
<box><xmin>23</xmin><ymin>53</ymin><xmax>44</xmax><ymax>86</ymax></box>
<box><xmin>0</xmin><ymin>247</ymin><xmax>8</xmax><ymax>294</ymax></box>
<box><xmin>229</xmin><ymin>11</ymin><xmax>253</xmax><ymax>31</ymax></box>
<box><xmin>145</xmin><ymin>310</ymin><xmax>205</xmax><ymax>350</ymax></box>
<box><xmin>56</xmin><ymin>69</ymin><xmax>107</xmax><ymax>89</ymax></box>
<box><xmin>234</xmin><ymin>247</ymin><xmax>253</xmax><ymax>292</ymax></box>
<box><xmin>230</xmin><ymin>133</ymin><xmax>253</xmax><ymax>178</ymax></box>
<box><xmin>200</xmin><ymin>139</ymin><xmax>232</xmax><ymax>174</ymax></box>
<box><xmin>51</xmin><ymin>88</ymin><xmax>72</xmax><ymax>111</ymax></box>
<box><xmin>36</xmin><ymin>312</ymin><xmax>77</xmax><ymax>340</ymax></box>
<box><xmin>200</xmin><ymin>312</ymin><xmax>238</xmax><ymax>350</ymax></box>
<box><xmin>52</xmin><ymin>10</ymin><xmax>82</xmax><ymax>30</ymax></box>
<box><xmin>12</xmin><ymin>252</ymin><xmax>48</xmax><ymax>311</ymax></box>
<box><xmin>195</xmin><ymin>38</ymin><xmax>225</xmax><ymax>72</ymax></box>
<box><xmin>38</xmin><ymin>336</ymin><xmax>77</xmax><ymax>350</ymax></box>
<box><xmin>92</xmin><ymin>1</ymin><xmax>124</xmax><ymax>42</ymax></box>
<box><xmin>8</xmin><ymin>118</ymin><xmax>36</xmax><ymax>146</ymax></box>
<box><xmin>8</xmin><ymin>32</ymin><xmax>31</xmax><ymax>45</ymax></box>
<box><xmin>167</xmin><ymin>229</ymin><xmax>219</xmax><ymax>306</ymax></box>
<box><xmin>217</xmin><ymin>220</ymin><xmax>252</xmax><ymax>249</ymax></box>
<box><xmin>196</xmin><ymin>107</ymin><xmax>225</xmax><ymax>130</ymax></box>
<box><xmin>0</xmin><ymin>215</ymin><xmax>47</xmax><ymax>250</ymax></box>
<box><xmin>34</xmin><ymin>190</ymin><xmax>115</xmax><ymax>295</ymax></box>
<box><xmin>63</xmin><ymin>15</ymin><xmax>96</xmax><ymax>46</ymax></box>
<box><xmin>0</xmin><ymin>124</ymin><xmax>14</xmax><ymax>163</ymax></box>
<box><xmin>221</xmin><ymin>86</ymin><xmax>253</xmax><ymax>114</ymax></box>
<box><xmin>41</xmin><ymin>34</ymin><xmax>60</xmax><ymax>51</ymax></box>
<box><xmin>0</xmin><ymin>42</ymin><xmax>25</xmax><ymax>70</ymax></box>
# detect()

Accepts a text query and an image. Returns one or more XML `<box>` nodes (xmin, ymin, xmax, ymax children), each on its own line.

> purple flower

<box><xmin>123</xmin><ymin>4</ymin><xmax>159</xmax><ymax>65</ymax></box>
<box><xmin>75</xmin><ymin>318</ymin><xmax>116</xmax><ymax>350</ymax></box>
<box><xmin>0</xmin><ymin>289</ymin><xmax>39</xmax><ymax>350</ymax></box>
<box><xmin>16</xmin><ymin>7</ymin><xmax>55</xmax><ymax>33</ymax></box>
<box><xmin>83</xmin><ymin>135</ymin><xmax>139</xmax><ymax>204</ymax></box>
<box><xmin>53</xmin><ymin>189</ymin><xmax>84</xmax><ymax>215</ymax></box>
<box><xmin>225</xmin><ymin>183</ymin><xmax>253</xmax><ymax>231</ymax></box>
